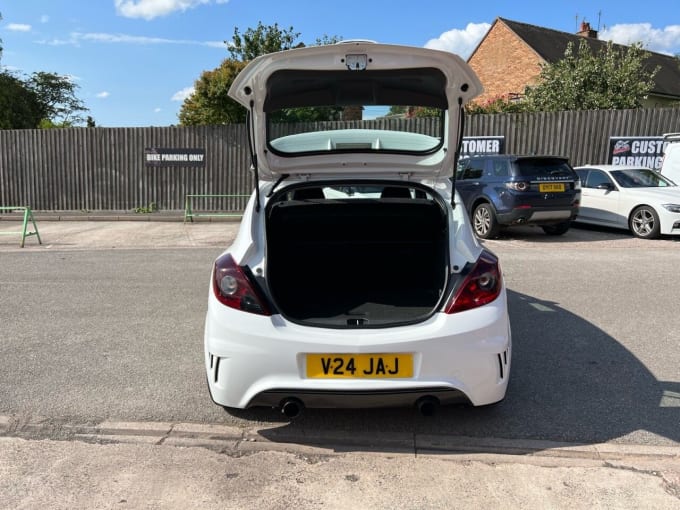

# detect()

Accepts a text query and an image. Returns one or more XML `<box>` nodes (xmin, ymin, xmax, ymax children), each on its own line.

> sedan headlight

<box><xmin>662</xmin><ymin>204</ymin><xmax>680</xmax><ymax>213</ymax></box>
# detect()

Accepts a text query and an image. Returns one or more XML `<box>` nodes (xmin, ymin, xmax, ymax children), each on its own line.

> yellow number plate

<box><xmin>539</xmin><ymin>183</ymin><xmax>566</xmax><ymax>192</ymax></box>
<box><xmin>306</xmin><ymin>353</ymin><xmax>413</xmax><ymax>378</ymax></box>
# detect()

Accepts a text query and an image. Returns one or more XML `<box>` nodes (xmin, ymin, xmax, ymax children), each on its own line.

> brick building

<box><xmin>468</xmin><ymin>18</ymin><xmax>680</xmax><ymax>108</ymax></box>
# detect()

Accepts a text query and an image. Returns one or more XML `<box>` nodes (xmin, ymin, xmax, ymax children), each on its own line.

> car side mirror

<box><xmin>596</xmin><ymin>183</ymin><xmax>614</xmax><ymax>190</ymax></box>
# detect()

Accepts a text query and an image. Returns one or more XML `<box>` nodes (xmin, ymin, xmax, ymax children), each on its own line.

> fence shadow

<box><xmin>225</xmin><ymin>289</ymin><xmax>679</xmax><ymax>452</ymax></box>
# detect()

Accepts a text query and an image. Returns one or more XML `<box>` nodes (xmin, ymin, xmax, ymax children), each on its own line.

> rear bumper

<box><xmin>497</xmin><ymin>205</ymin><xmax>578</xmax><ymax>226</ymax></box>
<box><xmin>204</xmin><ymin>288</ymin><xmax>512</xmax><ymax>410</ymax></box>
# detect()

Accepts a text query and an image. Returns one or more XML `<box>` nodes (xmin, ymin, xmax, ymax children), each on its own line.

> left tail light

<box><xmin>445</xmin><ymin>250</ymin><xmax>502</xmax><ymax>314</ymax></box>
<box><xmin>212</xmin><ymin>253</ymin><xmax>271</xmax><ymax>316</ymax></box>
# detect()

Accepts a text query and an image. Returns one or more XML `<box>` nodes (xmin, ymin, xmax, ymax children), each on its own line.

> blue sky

<box><xmin>1</xmin><ymin>0</ymin><xmax>679</xmax><ymax>127</ymax></box>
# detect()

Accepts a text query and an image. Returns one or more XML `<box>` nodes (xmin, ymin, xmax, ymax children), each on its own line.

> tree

<box><xmin>178</xmin><ymin>59</ymin><xmax>247</xmax><ymax>125</ymax></box>
<box><xmin>0</xmin><ymin>12</ymin><xmax>88</xmax><ymax>129</ymax></box>
<box><xmin>228</xmin><ymin>22</ymin><xmax>302</xmax><ymax>61</ymax></box>
<box><xmin>180</xmin><ymin>23</ymin><xmax>341</xmax><ymax>126</ymax></box>
<box><xmin>28</xmin><ymin>72</ymin><xmax>89</xmax><ymax>127</ymax></box>
<box><xmin>523</xmin><ymin>39</ymin><xmax>659</xmax><ymax>111</ymax></box>
<box><xmin>0</xmin><ymin>73</ymin><xmax>43</xmax><ymax>129</ymax></box>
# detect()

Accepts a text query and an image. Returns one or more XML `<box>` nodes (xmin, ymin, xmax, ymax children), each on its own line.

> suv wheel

<box><xmin>629</xmin><ymin>206</ymin><xmax>660</xmax><ymax>239</ymax></box>
<box><xmin>541</xmin><ymin>221</ymin><xmax>571</xmax><ymax>236</ymax></box>
<box><xmin>472</xmin><ymin>203</ymin><xmax>500</xmax><ymax>239</ymax></box>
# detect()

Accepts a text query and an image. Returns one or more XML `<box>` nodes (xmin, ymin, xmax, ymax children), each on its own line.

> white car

<box><xmin>660</xmin><ymin>133</ymin><xmax>680</xmax><ymax>184</ymax></box>
<box><xmin>204</xmin><ymin>41</ymin><xmax>512</xmax><ymax>418</ymax></box>
<box><xmin>574</xmin><ymin>165</ymin><xmax>680</xmax><ymax>238</ymax></box>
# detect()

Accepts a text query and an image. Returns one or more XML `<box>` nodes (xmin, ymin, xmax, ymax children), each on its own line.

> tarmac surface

<box><xmin>0</xmin><ymin>214</ymin><xmax>679</xmax><ymax>509</ymax></box>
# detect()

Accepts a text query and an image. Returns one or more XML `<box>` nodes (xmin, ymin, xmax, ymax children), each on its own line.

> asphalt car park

<box><xmin>0</xmin><ymin>221</ymin><xmax>678</xmax><ymax>450</ymax></box>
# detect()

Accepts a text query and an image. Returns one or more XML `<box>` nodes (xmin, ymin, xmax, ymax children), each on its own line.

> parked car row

<box><xmin>202</xmin><ymin>40</ymin><xmax>678</xmax><ymax>421</ymax></box>
<box><xmin>456</xmin><ymin>133</ymin><xmax>680</xmax><ymax>240</ymax></box>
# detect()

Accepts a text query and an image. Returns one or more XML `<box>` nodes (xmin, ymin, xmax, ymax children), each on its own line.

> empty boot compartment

<box><xmin>266</xmin><ymin>198</ymin><xmax>449</xmax><ymax>327</ymax></box>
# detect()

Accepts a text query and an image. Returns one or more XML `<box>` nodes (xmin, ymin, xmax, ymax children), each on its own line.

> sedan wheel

<box><xmin>629</xmin><ymin>206</ymin><xmax>660</xmax><ymax>239</ymax></box>
<box><xmin>472</xmin><ymin>203</ymin><xmax>500</xmax><ymax>239</ymax></box>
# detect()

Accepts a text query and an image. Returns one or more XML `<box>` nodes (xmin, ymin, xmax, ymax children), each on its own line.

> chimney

<box><xmin>576</xmin><ymin>21</ymin><xmax>598</xmax><ymax>38</ymax></box>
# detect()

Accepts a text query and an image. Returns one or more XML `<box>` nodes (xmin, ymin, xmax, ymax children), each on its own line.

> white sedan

<box><xmin>574</xmin><ymin>165</ymin><xmax>680</xmax><ymax>238</ymax></box>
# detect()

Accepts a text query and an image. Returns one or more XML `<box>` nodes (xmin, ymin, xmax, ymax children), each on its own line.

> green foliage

<box><xmin>0</xmin><ymin>70</ymin><xmax>89</xmax><ymax>129</ymax></box>
<box><xmin>411</xmin><ymin>107</ymin><xmax>442</xmax><ymax>118</ymax></box>
<box><xmin>28</xmin><ymin>71</ymin><xmax>89</xmax><ymax>126</ymax></box>
<box><xmin>523</xmin><ymin>39</ymin><xmax>659</xmax><ymax>111</ymax></box>
<box><xmin>384</xmin><ymin>106</ymin><xmax>442</xmax><ymax>118</ymax></box>
<box><xmin>0</xmin><ymin>72</ymin><xmax>44</xmax><ymax>129</ymax></box>
<box><xmin>271</xmin><ymin>106</ymin><xmax>343</xmax><ymax>123</ymax></box>
<box><xmin>465</xmin><ymin>94</ymin><xmax>528</xmax><ymax>114</ymax></box>
<box><xmin>0</xmin><ymin>12</ymin><xmax>89</xmax><ymax>129</ymax></box>
<box><xmin>228</xmin><ymin>21</ymin><xmax>302</xmax><ymax>61</ymax></box>
<box><xmin>180</xmin><ymin>23</ymin><xmax>342</xmax><ymax>126</ymax></box>
<box><xmin>314</xmin><ymin>34</ymin><xmax>343</xmax><ymax>46</ymax></box>
<box><xmin>178</xmin><ymin>59</ymin><xmax>247</xmax><ymax>125</ymax></box>
<box><xmin>134</xmin><ymin>202</ymin><xmax>158</xmax><ymax>214</ymax></box>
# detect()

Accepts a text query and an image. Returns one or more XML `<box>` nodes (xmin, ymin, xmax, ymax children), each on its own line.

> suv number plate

<box><xmin>539</xmin><ymin>183</ymin><xmax>566</xmax><ymax>192</ymax></box>
<box><xmin>306</xmin><ymin>353</ymin><xmax>413</xmax><ymax>378</ymax></box>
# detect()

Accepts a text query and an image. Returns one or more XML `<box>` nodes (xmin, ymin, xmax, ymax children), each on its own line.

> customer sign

<box><xmin>607</xmin><ymin>137</ymin><xmax>665</xmax><ymax>170</ymax></box>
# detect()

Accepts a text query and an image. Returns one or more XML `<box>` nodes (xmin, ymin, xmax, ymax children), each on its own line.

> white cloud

<box><xmin>40</xmin><ymin>15</ymin><xmax>49</xmax><ymax>23</ymax></box>
<box><xmin>154</xmin><ymin>107</ymin><xmax>162</xmax><ymax>113</ymax></box>
<box><xmin>424</xmin><ymin>22</ymin><xmax>491</xmax><ymax>59</ymax></box>
<box><xmin>172</xmin><ymin>86</ymin><xmax>195</xmax><ymax>101</ymax></box>
<box><xmin>7</xmin><ymin>23</ymin><xmax>32</xmax><ymax>32</ymax></box>
<box><xmin>96</xmin><ymin>91</ymin><xmax>111</xmax><ymax>99</ymax></box>
<box><xmin>600</xmin><ymin>23</ymin><xmax>680</xmax><ymax>55</ymax></box>
<box><xmin>40</xmin><ymin>31</ymin><xmax>223</xmax><ymax>48</ymax></box>
<box><xmin>114</xmin><ymin>0</ymin><xmax>227</xmax><ymax>20</ymax></box>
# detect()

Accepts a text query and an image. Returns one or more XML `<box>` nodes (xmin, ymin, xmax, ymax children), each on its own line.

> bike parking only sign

<box><xmin>144</xmin><ymin>148</ymin><xmax>206</xmax><ymax>167</ymax></box>
<box><xmin>607</xmin><ymin>136</ymin><xmax>665</xmax><ymax>170</ymax></box>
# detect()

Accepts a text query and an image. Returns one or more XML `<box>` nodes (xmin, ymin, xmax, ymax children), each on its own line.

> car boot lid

<box><xmin>229</xmin><ymin>41</ymin><xmax>482</xmax><ymax>181</ymax></box>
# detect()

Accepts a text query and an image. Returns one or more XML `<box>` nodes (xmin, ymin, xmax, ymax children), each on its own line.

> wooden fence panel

<box><xmin>1</xmin><ymin>107</ymin><xmax>680</xmax><ymax>211</ymax></box>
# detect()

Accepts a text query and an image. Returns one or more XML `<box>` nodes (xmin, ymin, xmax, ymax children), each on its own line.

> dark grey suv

<box><xmin>456</xmin><ymin>155</ymin><xmax>581</xmax><ymax>239</ymax></box>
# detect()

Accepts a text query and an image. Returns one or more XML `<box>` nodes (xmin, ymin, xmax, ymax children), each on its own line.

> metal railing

<box><xmin>0</xmin><ymin>207</ymin><xmax>42</xmax><ymax>247</ymax></box>
<box><xmin>183</xmin><ymin>194</ymin><xmax>250</xmax><ymax>223</ymax></box>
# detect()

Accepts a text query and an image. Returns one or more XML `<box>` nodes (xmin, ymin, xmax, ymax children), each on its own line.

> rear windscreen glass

<box><xmin>514</xmin><ymin>159</ymin><xmax>574</xmax><ymax>178</ymax></box>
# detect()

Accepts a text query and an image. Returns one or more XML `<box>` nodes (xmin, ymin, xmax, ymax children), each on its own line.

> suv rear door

<box><xmin>512</xmin><ymin>157</ymin><xmax>579</xmax><ymax>209</ymax></box>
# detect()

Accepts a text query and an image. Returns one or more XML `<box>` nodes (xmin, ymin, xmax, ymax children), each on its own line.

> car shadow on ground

<box><xmin>225</xmin><ymin>289</ymin><xmax>679</xmax><ymax>452</ymax></box>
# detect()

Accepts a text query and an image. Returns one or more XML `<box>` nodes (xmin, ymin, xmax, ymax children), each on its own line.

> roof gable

<box><xmin>499</xmin><ymin>17</ymin><xmax>680</xmax><ymax>99</ymax></box>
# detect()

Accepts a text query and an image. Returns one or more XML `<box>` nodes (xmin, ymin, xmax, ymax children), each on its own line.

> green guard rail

<box><xmin>184</xmin><ymin>194</ymin><xmax>249</xmax><ymax>223</ymax></box>
<box><xmin>0</xmin><ymin>206</ymin><xmax>42</xmax><ymax>247</ymax></box>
